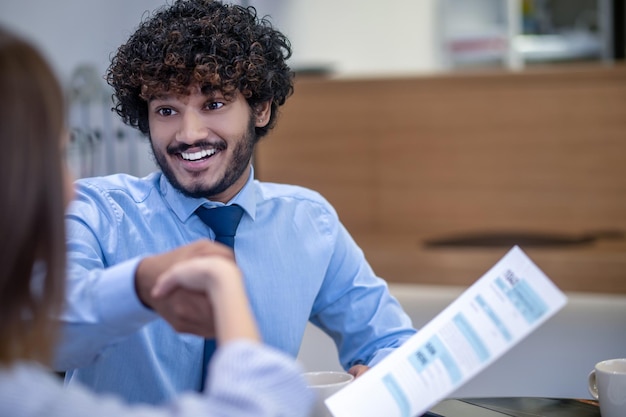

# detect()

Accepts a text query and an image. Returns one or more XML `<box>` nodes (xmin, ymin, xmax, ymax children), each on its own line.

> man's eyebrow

<box><xmin>149</xmin><ymin>93</ymin><xmax>173</xmax><ymax>102</ymax></box>
<box><xmin>200</xmin><ymin>87</ymin><xmax>229</xmax><ymax>100</ymax></box>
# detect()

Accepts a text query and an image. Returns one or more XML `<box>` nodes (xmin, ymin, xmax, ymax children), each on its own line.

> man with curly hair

<box><xmin>55</xmin><ymin>0</ymin><xmax>416</xmax><ymax>405</ymax></box>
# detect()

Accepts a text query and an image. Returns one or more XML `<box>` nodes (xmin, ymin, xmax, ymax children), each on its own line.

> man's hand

<box><xmin>135</xmin><ymin>240</ymin><xmax>234</xmax><ymax>337</ymax></box>
<box><xmin>348</xmin><ymin>364</ymin><xmax>369</xmax><ymax>378</ymax></box>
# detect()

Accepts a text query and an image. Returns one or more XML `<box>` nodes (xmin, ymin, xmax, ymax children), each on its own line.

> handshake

<box><xmin>136</xmin><ymin>239</ymin><xmax>259</xmax><ymax>342</ymax></box>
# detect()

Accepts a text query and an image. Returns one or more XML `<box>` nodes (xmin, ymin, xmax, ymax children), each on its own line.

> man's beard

<box><xmin>151</xmin><ymin>115</ymin><xmax>256</xmax><ymax>200</ymax></box>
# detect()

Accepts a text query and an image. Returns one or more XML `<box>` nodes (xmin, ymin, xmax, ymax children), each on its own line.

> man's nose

<box><xmin>176</xmin><ymin>110</ymin><xmax>207</xmax><ymax>143</ymax></box>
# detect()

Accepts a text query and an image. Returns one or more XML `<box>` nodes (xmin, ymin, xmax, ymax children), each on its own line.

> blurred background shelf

<box><xmin>515</xmin><ymin>30</ymin><xmax>603</xmax><ymax>62</ymax></box>
<box><xmin>438</xmin><ymin>0</ymin><xmax>621</xmax><ymax>70</ymax></box>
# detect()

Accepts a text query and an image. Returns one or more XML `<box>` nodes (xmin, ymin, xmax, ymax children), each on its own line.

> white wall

<box><xmin>0</xmin><ymin>0</ymin><xmax>166</xmax><ymax>85</ymax></box>
<box><xmin>261</xmin><ymin>0</ymin><xmax>439</xmax><ymax>77</ymax></box>
<box><xmin>0</xmin><ymin>0</ymin><xmax>439</xmax><ymax>85</ymax></box>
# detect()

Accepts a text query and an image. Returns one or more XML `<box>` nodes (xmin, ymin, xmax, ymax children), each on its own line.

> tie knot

<box><xmin>196</xmin><ymin>205</ymin><xmax>244</xmax><ymax>248</ymax></box>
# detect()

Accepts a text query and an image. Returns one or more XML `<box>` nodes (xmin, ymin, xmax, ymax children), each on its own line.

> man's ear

<box><xmin>254</xmin><ymin>101</ymin><xmax>272</xmax><ymax>128</ymax></box>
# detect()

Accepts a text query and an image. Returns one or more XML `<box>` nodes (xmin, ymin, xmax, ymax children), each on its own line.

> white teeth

<box><xmin>181</xmin><ymin>148</ymin><xmax>216</xmax><ymax>161</ymax></box>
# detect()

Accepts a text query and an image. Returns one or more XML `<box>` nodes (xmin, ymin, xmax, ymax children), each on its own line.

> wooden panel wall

<box><xmin>255</xmin><ymin>65</ymin><xmax>626</xmax><ymax>293</ymax></box>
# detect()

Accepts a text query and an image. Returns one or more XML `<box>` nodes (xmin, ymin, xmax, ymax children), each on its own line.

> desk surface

<box><xmin>428</xmin><ymin>397</ymin><xmax>600</xmax><ymax>417</ymax></box>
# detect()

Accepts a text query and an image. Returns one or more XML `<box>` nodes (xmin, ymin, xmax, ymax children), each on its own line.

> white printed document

<box><xmin>326</xmin><ymin>246</ymin><xmax>567</xmax><ymax>417</ymax></box>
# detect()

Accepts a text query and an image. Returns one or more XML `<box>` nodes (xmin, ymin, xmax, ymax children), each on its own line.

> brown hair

<box><xmin>0</xmin><ymin>27</ymin><xmax>67</xmax><ymax>366</ymax></box>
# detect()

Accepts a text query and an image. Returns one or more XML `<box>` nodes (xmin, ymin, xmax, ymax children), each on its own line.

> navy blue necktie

<box><xmin>195</xmin><ymin>204</ymin><xmax>244</xmax><ymax>391</ymax></box>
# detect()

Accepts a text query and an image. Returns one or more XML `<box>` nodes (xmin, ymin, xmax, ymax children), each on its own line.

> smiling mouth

<box><xmin>180</xmin><ymin>148</ymin><xmax>217</xmax><ymax>161</ymax></box>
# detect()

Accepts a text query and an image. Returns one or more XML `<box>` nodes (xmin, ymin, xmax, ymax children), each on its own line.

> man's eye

<box><xmin>207</xmin><ymin>102</ymin><xmax>224</xmax><ymax>110</ymax></box>
<box><xmin>157</xmin><ymin>108</ymin><xmax>176</xmax><ymax>116</ymax></box>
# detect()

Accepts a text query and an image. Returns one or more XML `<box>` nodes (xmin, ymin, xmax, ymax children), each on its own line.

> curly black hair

<box><xmin>106</xmin><ymin>0</ymin><xmax>293</xmax><ymax>140</ymax></box>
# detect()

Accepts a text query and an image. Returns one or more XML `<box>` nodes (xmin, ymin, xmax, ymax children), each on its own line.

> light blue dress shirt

<box><xmin>56</xmin><ymin>166</ymin><xmax>416</xmax><ymax>405</ymax></box>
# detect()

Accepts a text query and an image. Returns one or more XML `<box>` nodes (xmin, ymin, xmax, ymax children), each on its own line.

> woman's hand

<box><xmin>151</xmin><ymin>256</ymin><xmax>242</xmax><ymax>297</ymax></box>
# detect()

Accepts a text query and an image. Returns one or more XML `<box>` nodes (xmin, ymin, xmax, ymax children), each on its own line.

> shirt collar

<box><xmin>160</xmin><ymin>165</ymin><xmax>258</xmax><ymax>223</ymax></box>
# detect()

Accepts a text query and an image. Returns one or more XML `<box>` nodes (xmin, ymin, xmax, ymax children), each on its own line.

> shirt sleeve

<box><xmin>2</xmin><ymin>341</ymin><xmax>314</xmax><ymax>417</ymax></box>
<box><xmin>310</xmin><ymin>218</ymin><xmax>417</xmax><ymax>369</ymax></box>
<box><xmin>53</xmin><ymin>184</ymin><xmax>157</xmax><ymax>371</ymax></box>
<box><xmin>201</xmin><ymin>340</ymin><xmax>315</xmax><ymax>416</ymax></box>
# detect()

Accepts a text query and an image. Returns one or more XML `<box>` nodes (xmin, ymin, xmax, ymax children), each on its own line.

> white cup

<box><xmin>303</xmin><ymin>371</ymin><xmax>354</xmax><ymax>417</ymax></box>
<box><xmin>588</xmin><ymin>358</ymin><xmax>626</xmax><ymax>417</ymax></box>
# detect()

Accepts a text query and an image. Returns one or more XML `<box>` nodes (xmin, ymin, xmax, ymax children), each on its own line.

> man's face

<box><xmin>148</xmin><ymin>87</ymin><xmax>269</xmax><ymax>202</ymax></box>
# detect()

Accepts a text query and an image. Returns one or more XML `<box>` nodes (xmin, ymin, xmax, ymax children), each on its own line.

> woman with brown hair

<box><xmin>0</xmin><ymin>26</ymin><xmax>312</xmax><ymax>417</ymax></box>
